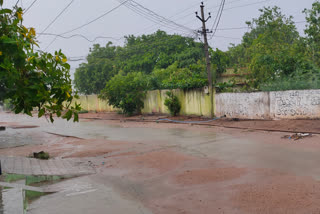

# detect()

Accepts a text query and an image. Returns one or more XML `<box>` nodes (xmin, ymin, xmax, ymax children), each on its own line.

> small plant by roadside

<box><xmin>30</xmin><ymin>151</ymin><xmax>50</xmax><ymax>160</ymax></box>
<box><xmin>164</xmin><ymin>91</ymin><xmax>181</xmax><ymax>116</ymax></box>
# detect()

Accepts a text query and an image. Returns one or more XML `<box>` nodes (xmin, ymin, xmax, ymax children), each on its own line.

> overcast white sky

<box><xmin>5</xmin><ymin>0</ymin><xmax>317</xmax><ymax>77</ymax></box>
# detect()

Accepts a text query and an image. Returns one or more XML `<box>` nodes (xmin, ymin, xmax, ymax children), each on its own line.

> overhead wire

<box><xmin>180</xmin><ymin>0</ymin><xmax>274</xmax><ymax>27</ymax></box>
<box><xmin>24</xmin><ymin>0</ymin><xmax>38</xmax><ymax>14</ymax></box>
<box><xmin>118</xmin><ymin>0</ymin><xmax>197</xmax><ymax>37</ymax></box>
<box><xmin>209</xmin><ymin>0</ymin><xmax>226</xmax><ymax>40</ymax></box>
<box><xmin>65</xmin><ymin>15</ymin><xmax>307</xmax><ymax>63</ymax></box>
<box><xmin>131</xmin><ymin>0</ymin><xmax>251</xmax><ymax>37</ymax></box>
<box><xmin>38</xmin><ymin>33</ymin><xmax>124</xmax><ymax>42</ymax></box>
<box><xmin>65</xmin><ymin>35</ymin><xmax>206</xmax><ymax>62</ymax></box>
<box><xmin>126</xmin><ymin>0</ymin><xmax>195</xmax><ymax>33</ymax></box>
<box><xmin>43</xmin><ymin>1</ymin><xmax>128</xmax><ymax>51</ymax></box>
<box><xmin>118</xmin><ymin>1</ymin><xmax>192</xmax><ymax>36</ymax></box>
<box><xmin>222</xmin><ymin>0</ymin><xmax>272</xmax><ymax>12</ymax></box>
<box><xmin>210</xmin><ymin>0</ymin><xmax>225</xmax><ymax>33</ymax></box>
<box><xmin>123</xmin><ymin>1</ymin><xmax>194</xmax><ymax>36</ymax></box>
<box><xmin>15</xmin><ymin>0</ymin><xmax>20</xmax><ymax>7</ymax></box>
<box><xmin>39</xmin><ymin>0</ymin><xmax>75</xmax><ymax>35</ymax></box>
<box><xmin>60</xmin><ymin>0</ymin><xmax>129</xmax><ymax>35</ymax></box>
<box><xmin>131</xmin><ymin>0</ymin><xmax>206</xmax><ymax>36</ymax></box>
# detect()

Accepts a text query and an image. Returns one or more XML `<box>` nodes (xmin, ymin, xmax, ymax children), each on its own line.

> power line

<box><xmin>213</xmin><ymin>35</ymin><xmax>241</xmax><ymax>40</ymax></box>
<box><xmin>128</xmin><ymin>0</ymin><xmax>195</xmax><ymax>33</ymax></box>
<box><xmin>65</xmin><ymin>35</ymin><xmax>206</xmax><ymax>62</ymax></box>
<box><xmin>61</xmin><ymin>1</ymin><xmax>128</xmax><ymax>35</ymax></box>
<box><xmin>118</xmin><ymin>0</ymin><xmax>197</xmax><ymax>37</ymax></box>
<box><xmin>210</xmin><ymin>0</ymin><xmax>225</xmax><ymax>32</ymax></box>
<box><xmin>39</xmin><ymin>0</ymin><xmax>75</xmax><ymax>35</ymax></box>
<box><xmin>181</xmin><ymin>0</ymin><xmax>274</xmax><ymax>27</ymax></box>
<box><xmin>133</xmin><ymin>0</ymin><xmax>256</xmax><ymax>36</ymax></box>
<box><xmin>15</xmin><ymin>0</ymin><xmax>20</xmax><ymax>7</ymax></box>
<box><xmin>131</xmin><ymin>0</ymin><xmax>209</xmax><ymax>36</ymax></box>
<box><xmin>136</xmin><ymin>0</ymin><xmax>253</xmax><ymax>37</ymax></box>
<box><xmin>39</xmin><ymin>19</ymin><xmax>307</xmax><ymax>46</ymax></box>
<box><xmin>38</xmin><ymin>33</ymin><xmax>124</xmax><ymax>42</ymax></box>
<box><xmin>24</xmin><ymin>0</ymin><xmax>38</xmax><ymax>14</ymax></box>
<box><xmin>43</xmin><ymin>1</ymin><xmax>128</xmax><ymax>51</ymax></box>
<box><xmin>122</xmin><ymin>1</ymin><xmax>193</xmax><ymax>36</ymax></box>
<box><xmin>166</xmin><ymin>0</ymin><xmax>261</xmax><ymax>28</ymax></box>
<box><xmin>209</xmin><ymin>0</ymin><xmax>226</xmax><ymax>40</ymax></box>
<box><xmin>44</xmin><ymin>36</ymin><xmax>58</xmax><ymax>51</ymax></box>
<box><xmin>223</xmin><ymin>0</ymin><xmax>272</xmax><ymax>12</ymax></box>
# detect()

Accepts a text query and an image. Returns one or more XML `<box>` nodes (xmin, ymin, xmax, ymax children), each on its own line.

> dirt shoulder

<box><xmin>79</xmin><ymin>112</ymin><xmax>320</xmax><ymax>134</ymax></box>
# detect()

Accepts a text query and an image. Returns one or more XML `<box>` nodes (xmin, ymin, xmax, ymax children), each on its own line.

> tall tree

<box><xmin>74</xmin><ymin>43</ymin><xmax>117</xmax><ymax>94</ymax></box>
<box><xmin>304</xmin><ymin>1</ymin><xmax>320</xmax><ymax>67</ymax></box>
<box><xmin>239</xmin><ymin>7</ymin><xmax>301</xmax><ymax>87</ymax></box>
<box><xmin>74</xmin><ymin>30</ymin><xmax>206</xmax><ymax>94</ymax></box>
<box><xmin>0</xmin><ymin>4</ymin><xmax>80</xmax><ymax>121</ymax></box>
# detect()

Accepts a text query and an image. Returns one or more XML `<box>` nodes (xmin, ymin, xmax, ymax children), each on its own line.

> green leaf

<box><xmin>63</xmin><ymin>110</ymin><xmax>73</xmax><ymax>121</ymax></box>
<box><xmin>38</xmin><ymin>109</ymin><xmax>45</xmax><ymax>118</ymax></box>
<box><xmin>0</xmin><ymin>9</ymin><xmax>12</xmax><ymax>14</ymax></box>
<box><xmin>73</xmin><ymin>112</ymin><xmax>79</xmax><ymax>122</ymax></box>
<box><xmin>50</xmin><ymin>114</ymin><xmax>54</xmax><ymax>123</ymax></box>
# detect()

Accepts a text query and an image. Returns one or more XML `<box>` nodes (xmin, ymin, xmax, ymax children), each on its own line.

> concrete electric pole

<box><xmin>196</xmin><ymin>2</ymin><xmax>213</xmax><ymax>118</ymax></box>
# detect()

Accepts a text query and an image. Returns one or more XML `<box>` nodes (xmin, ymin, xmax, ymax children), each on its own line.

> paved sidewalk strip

<box><xmin>0</xmin><ymin>156</ymin><xmax>95</xmax><ymax>176</ymax></box>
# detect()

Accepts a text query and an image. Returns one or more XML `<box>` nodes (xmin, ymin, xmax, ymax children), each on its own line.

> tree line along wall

<box><xmin>77</xmin><ymin>89</ymin><xmax>320</xmax><ymax>120</ymax></box>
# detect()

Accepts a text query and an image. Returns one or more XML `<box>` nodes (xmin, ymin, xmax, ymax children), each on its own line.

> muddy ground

<box><xmin>1</xmin><ymin>112</ymin><xmax>320</xmax><ymax>214</ymax></box>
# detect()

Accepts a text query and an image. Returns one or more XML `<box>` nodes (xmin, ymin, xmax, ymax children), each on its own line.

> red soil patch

<box><xmin>63</xmin><ymin>139</ymin><xmax>130</xmax><ymax>158</ymax></box>
<box><xmin>232</xmin><ymin>174</ymin><xmax>320</xmax><ymax>214</ymax></box>
<box><xmin>129</xmin><ymin>150</ymin><xmax>192</xmax><ymax>173</ymax></box>
<box><xmin>104</xmin><ymin>151</ymin><xmax>138</xmax><ymax>158</ymax></box>
<box><xmin>64</xmin><ymin>148</ymin><xmax>115</xmax><ymax>158</ymax></box>
<box><xmin>174</xmin><ymin>167</ymin><xmax>246</xmax><ymax>186</ymax></box>
<box><xmin>147</xmin><ymin>186</ymin><xmax>236</xmax><ymax>214</ymax></box>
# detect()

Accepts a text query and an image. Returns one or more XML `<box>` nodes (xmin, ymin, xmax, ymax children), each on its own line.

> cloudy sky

<box><xmin>5</xmin><ymin>0</ymin><xmax>317</xmax><ymax>76</ymax></box>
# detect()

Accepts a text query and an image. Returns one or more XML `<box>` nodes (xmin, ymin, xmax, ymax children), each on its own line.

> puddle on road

<box><xmin>0</xmin><ymin>187</ymin><xmax>24</xmax><ymax>214</ymax></box>
<box><xmin>0</xmin><ymin>174</ymin><xmax>65</xmax><ymax>214</ymax></box>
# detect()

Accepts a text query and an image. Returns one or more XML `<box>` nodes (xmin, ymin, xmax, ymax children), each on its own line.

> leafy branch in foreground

<box><xmin>0</xmin><ymin>4</ymin><xmax>81</xmax><ymax>122</ymax></box>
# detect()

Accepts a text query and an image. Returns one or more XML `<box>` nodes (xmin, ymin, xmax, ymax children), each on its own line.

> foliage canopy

<box><xmin>0</xmin><ymin>4</ymin><xmax>80</xmax><ymax>121</ymax></box>
<box><xmin>99</xmin><ymin>72</ymin><xmax>147</xmax><ymax>115</ymax></box>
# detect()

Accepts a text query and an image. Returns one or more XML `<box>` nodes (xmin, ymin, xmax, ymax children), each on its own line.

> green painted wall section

<box><xmin>76</xmin><ymin>88</ymin><xmax>215</xmax><ymax>117</ymax></box>
<box><xmin>141</xmin><ymin>89</ymin><xmax>214</xmax><ymax>117</ymax></box>
<box><xmin>76</xmin><ymin>95</ymin><xmax>118</xmax><ymax>112</ymax></box>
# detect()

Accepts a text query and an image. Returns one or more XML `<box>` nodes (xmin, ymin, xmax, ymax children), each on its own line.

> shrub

<box><xmin>100</xmin><ymin>72</ymin><xmax>147</xmax><ymax>115</ymax></box>
<box><xmin>164</xmin><ymin>91</ymin><xmax>181</xmax><ymax>116</ymax></box>
<box><xmin>260</xmin><ymin>67</ymin><xmax>320</xmax><ymax>91</ymax></box>
<box><xmin>32</xmin><ymin>151</ymin><xmax>50</xmax><ymax>160</ymax></box>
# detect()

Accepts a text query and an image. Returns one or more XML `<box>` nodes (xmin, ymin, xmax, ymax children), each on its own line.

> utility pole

<box><xmin>196</xmin><ymin>2</ymin><xmax>213</xmax><ymax>118</ymax></box>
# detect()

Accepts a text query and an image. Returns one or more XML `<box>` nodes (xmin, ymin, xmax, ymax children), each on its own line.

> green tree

<box><xmin>74</xmin><ymin>43</ymin><xmax>117</xmax><ymax>94</ymax></box>
<box><xmin>159</xmin><ymin>62</ymin><xmax>207</xmax><ymax>90</ymax></box>
<box><xmin>117</xmin><ymin>31</ymin><xmax>204</xmax><ymax>74</ymax></box>
<box><xmin>0</xmin><ymin>4</ymin><xmax>80</xmax><ymax>121</ymax></box>
<box><xmin>75</xmin><ymin>30</ymin><xmax>206</xmax><ymax>94</ymax></box>
<box><xmin>210</xmin><ymin>48</ymin><xmax>230</xmax><ymax>83</ymax></box>
<box><xmin>244</xmin><ymin>7</ymin><xmax>302</xmax><ymax>87</ymax></box>
<box><xmin>100</xmin><ymin>72</ymin><xmax>147</xmax><ymax>115</ymax></box>
<box><xmin>304</xmin><ymin>1</ymin><xmax>320</xmax><ymax>67</ymax></box>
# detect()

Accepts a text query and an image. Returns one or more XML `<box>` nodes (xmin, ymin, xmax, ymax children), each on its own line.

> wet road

<box><xmin>2</xmin><ymin>113</ymin><xmax>320</xmax><ymax>213</ymax></box>
<box><xmin>2</xmin><ymin>113</ymin><xmax>320</xmax><ymax>180</ymax></box>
